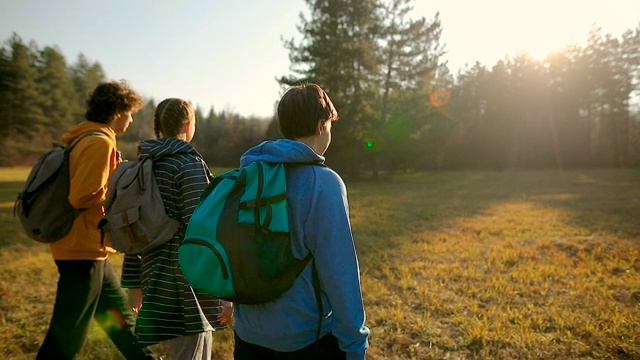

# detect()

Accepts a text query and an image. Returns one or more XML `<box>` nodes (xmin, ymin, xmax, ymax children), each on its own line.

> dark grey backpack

<box><xmin>99</xmin><ymin>155</ymin><xmax>180</xmax><ymax>254</ymax></box>
<box><xmin>15</xmin><ymin>131</ymin><xmax>104</xmax><ymax>243</ymax></box>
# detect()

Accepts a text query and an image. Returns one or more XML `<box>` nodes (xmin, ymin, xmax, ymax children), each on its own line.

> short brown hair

<box><xmin>277</xmin><ymin>83</ymin><xmax>339</xmax><ymax>139</ymax></box>
<box><xmin>154</xmin><ymin>98</ymin><xmax>195</xmax><ymax>138</ymax></box>
<box><xmin>85</xmin><ymin>80</ymin><xmax>143</xmax><ymax>124</ymax></box>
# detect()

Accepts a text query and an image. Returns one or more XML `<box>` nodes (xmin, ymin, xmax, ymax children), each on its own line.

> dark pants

<box><xmin>234</xmin><ymin>332</ymin><xmax>346</xmax><ymax>360</ymax></box>
<box><xmin>36</xmin><ymin>259</ymin><xmax>155</xmax><ymax>360</ymax></box>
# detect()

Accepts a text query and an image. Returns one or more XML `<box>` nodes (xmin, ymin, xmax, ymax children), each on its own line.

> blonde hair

<box><xmin>154</xmin><ymin>98</ymin><xmax>195</xmax><ymax>138</ymax></box>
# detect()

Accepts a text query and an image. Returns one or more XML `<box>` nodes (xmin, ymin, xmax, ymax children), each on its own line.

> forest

<box><xmin>1</xmin><ymin>0</ymin><xmax>639</xmax><ymax>176</ymax></box>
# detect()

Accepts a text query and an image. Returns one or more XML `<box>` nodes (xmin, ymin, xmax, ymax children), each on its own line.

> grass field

<box><xmin>1</xmin><ymin>167</ymin><xmax>638</xmax><ymax>359</ymax></box>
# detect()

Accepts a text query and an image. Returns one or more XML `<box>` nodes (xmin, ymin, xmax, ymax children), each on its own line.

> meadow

<box><xmin>0</xmin><ymin>167</ymin><xmax>638</xmax><ymax>359</ymax></box>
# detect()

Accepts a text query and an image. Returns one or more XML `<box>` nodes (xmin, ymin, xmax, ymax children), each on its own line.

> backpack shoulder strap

<box><xmin>310</xmin><ymin>256</ymin><xmax>322</xmax><ymax>342</ymax></box>
<box><xmin>274</xmin><ymin>160</ymin><xmax>324</xmax><ymax>340</ymax></box>
<box><xmin>199</xmin><ymin>168</ymin><xmax>240</xmax><ymax>201</ymax></box>
<box><xmin>68</xmin><ymin>131</ymin><xmax>108</xmax><ymax>151</ymax></box>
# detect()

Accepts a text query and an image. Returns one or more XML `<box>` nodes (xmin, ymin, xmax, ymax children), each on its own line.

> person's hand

<box><xmin>218</xmin><ymin>301</ymin><xmax>233</xmax><ymax>325</ymax></box>
<box><xmin>128</xmin><ymin>288</ymin><xmax>143</xmax><ymax>314</ymax></box>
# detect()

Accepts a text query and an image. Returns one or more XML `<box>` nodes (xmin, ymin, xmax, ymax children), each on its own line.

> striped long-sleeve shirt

<box><xmin>121</xmin><ymin>137</ymin><xmax>226</xmax><ymax>345</ymax></box>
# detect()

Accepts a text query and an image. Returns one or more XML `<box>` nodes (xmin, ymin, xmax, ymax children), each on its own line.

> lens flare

<box><xmin>98</xmin><ymin>307</ymin><xmax>126</xmax><ymax>333</ymax></box>
<box><xmin>429</xmin><ymin>88</ymin><xmax>451</xmax><ymax>108</ymax></box>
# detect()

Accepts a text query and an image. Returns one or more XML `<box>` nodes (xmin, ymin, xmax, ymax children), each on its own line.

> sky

<box><xmin>1</xmin><ymin>0</ymin><xmax>639</xmax><ymax>118</ymax></box>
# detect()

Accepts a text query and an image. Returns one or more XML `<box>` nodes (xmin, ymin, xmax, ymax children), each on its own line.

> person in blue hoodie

<box><xmin>233</xmin><ymin>83</ymin><xmax>370</xmax><ymax>360</ymax></box>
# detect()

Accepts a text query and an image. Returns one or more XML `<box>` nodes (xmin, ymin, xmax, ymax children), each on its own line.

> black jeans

<box><xmin>36</xmin><ymin>259</ymin><xmax>156</xmax><ymax>360</ymax></box>
<box><xmin>234</xmin><ymin>331</ymin><xmax>346</xmax><ymax>360</ymax></box>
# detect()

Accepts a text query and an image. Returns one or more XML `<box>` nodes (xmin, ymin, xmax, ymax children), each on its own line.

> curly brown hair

<box><xmin>85</xmin><ymin>80</ymin><xmax>144</xmax><ymax>124</ymax></box>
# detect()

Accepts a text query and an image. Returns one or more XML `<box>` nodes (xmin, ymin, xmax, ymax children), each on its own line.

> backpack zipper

<box><xmin>180</xmin><ymin>239</ymin><xmax>229</xmax><ymax>279</ymax></box>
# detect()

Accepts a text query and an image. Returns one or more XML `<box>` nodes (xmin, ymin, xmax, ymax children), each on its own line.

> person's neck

<box><xmin>295</xmin><ymin>136</ymin><xmax>322</xmax><ymax>155</ymax></box>
<box><xmin>158</xmin><ymin>133</ymin><xmax>188</xmax><ymax>141</ymax></box>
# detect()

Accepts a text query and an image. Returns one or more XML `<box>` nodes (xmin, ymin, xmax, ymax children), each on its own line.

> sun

<box><xmin>499</xmin><ymin>1</ymin><xmax>638</xmax><ymax>61</ymax></box>
<box><xmin>418</xmin><ymin>0</ymin><xmax>639</xmax><ymax>72</ymax></box>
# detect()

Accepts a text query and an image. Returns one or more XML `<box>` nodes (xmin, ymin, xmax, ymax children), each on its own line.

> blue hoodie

<box><xmin>234</xmin><ymin>139</ymin><xmax>370</xmax><ymax>359</ymax></box>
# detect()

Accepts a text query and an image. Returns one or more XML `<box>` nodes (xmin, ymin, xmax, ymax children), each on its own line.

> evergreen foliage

<box><xmin>0</xmin><ymin>33</ymin><xmax>268</xmax><ymax>167</ymax></box>
<box><xmin>2</xmin><ymin>2</ymin><xmax>640</xmax><ymax>171</ymax></box>
<box><xmin>279</xmin><ymin>1</ymin><xmax>640</xmax><ymax>172</ymax></box>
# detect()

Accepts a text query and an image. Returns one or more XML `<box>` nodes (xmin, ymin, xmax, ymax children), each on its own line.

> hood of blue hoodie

<box><xmin>138</xmin><ymin>138</ymin><xmax>201</xmax><ymax>160</ymax></box>
<box><xmin>240</xmin><ymin>139</ymin><xmax>325</xmax><ymax>167</ymax></box>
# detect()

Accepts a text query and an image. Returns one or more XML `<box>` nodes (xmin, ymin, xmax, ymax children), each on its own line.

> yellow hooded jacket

<box><xmin>50</xmin><ymin>121</ymin><xmax>120</xmax><ymax>260</ymax></box>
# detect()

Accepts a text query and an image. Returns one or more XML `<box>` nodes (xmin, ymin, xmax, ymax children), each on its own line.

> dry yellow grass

<box><xmin>350</xmin><ymin>169</ymin><xmax>640</xmax><ymax>359</ymax></box>
<box><xmin>1</xmin><ymin>167</ymin><xmax>638</xmax><ymax>359</ymax></box>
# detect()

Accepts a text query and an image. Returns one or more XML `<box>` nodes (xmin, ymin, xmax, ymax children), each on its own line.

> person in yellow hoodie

<box><xmin>36</xmin><ymin>80</ymin><xmax>158</xmax><ymax>360</ymax></box>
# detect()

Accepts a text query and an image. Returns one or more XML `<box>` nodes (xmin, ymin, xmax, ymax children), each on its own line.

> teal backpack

<box><xmin>178</xmin><ymin>161</ymin><xmax>321</xmax><ymax>304</ymax></box>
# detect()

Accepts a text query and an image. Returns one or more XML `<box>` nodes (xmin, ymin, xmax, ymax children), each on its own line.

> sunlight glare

<box><xmin>418</xmin><ymin>0</ymin><xmax>640</xmax><ymax>71</ymax></box>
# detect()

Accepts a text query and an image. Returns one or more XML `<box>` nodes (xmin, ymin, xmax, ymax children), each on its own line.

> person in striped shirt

<box><xmin>121</xmin><ymin>98</ymin><xmax>232</xmax><ymax>360</ymax></box>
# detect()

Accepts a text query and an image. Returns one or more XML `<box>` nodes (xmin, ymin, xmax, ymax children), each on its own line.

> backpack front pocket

<box><xmin>178</xmin><ymin>238</ymin><xmax>234</xmax><ymax>298</ymax></box>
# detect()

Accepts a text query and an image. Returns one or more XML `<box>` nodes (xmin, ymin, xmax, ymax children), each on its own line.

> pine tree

<box><xmin>70</xmin><ymin>53</ymin><xmax>106</xmax><ymax>123</ymax></box>
<box><xmin>5</xmin><ymin>34</ymin><xmax>48</xmax><ymax>137</ymax></box>
<box><xmin>374</xmin><ymin>1</ymin><xmax>445</xmax><ymax>172</ymax></box>
<box><xmin>280</xmin><ymin>0</ymin><xmax>381</xmax><ymax>176</ymax></box>
<box><xmin>37</xmin><ymin>46</ymin><xmax>76</xmax><ymax>139</ymax></box>
<box><xmin>0</xmin><ymin>44</ymin><xmax>14</xmax><ymax>139</ymax></box>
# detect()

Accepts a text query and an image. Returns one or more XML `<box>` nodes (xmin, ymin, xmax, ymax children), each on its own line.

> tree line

<box><xmin>279</xmin><ymin>0</ymin><xmax>640</xmax><ymax>176</ymax></box>
<box><xmin>2</xmin><ymin>0</ymin><xmax>639</xmax><ymax>174</ymax></box>
<box><xmin>0</xmin><ymin>33</ymin><xmax>269</xmax><ymax>167</ymax></box>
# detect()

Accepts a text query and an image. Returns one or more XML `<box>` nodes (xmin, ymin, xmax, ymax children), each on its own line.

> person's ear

<box><xmin>183</xmin><ymin>120</ymin><xmax>192</xmax><ymax>134</ymax></box>
<box><xmin>316</xmin><ymin>120</ymin><xmax>324</xmax><ymax>135</ymax></box>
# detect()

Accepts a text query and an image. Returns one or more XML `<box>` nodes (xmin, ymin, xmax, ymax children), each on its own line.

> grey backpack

<box><xmin>15</xmin><ymin>131</ymin><xmax>104</xmax><ymax>243</ymax></box>
<box><xmin>99</xmin><ymin>155</ymin><xmax>180</xmax><ymax>254</ymax></box>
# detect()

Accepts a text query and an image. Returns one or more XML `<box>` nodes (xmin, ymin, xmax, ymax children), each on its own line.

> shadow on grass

<box><xmin>347</xmin><ymin>168</ymin><xmax>640</xmax><ymax>259</ymax></box>
<box><xmin>347</xmin><ymin>168</ymin><xmax>640</xmax><ymax>360</ymax></box>
<box><xmin>526</xmin><ymin>169</ymin><xmax>640</xmax><ymax>240</ymax></box>
<box><xmin>3</xmin><ymin>169</ymin><xmax>638</xmax><ymax>253</ymax></box>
